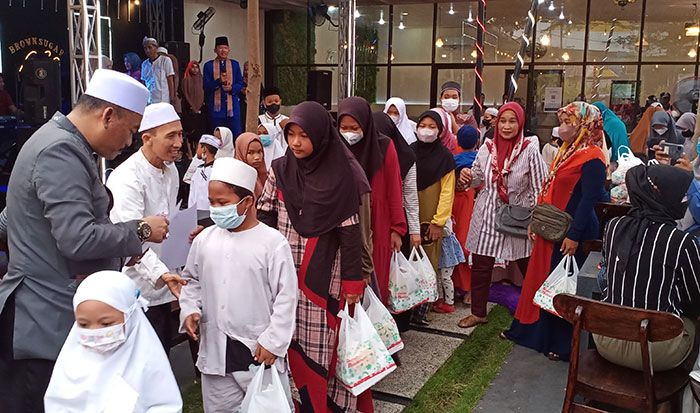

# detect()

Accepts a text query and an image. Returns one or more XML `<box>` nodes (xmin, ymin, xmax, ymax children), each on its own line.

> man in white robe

<box><xmin>106</xmin><ymin>102</ymin><xmax>186</xmax><ymax>352</ymax></box>
<box><xmin>179</xmin><ymin>157</ymin><xmax>297</xmax><ymax>412</ymax></box>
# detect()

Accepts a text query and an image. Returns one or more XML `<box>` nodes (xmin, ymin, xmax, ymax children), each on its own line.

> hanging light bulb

<box><xmin>467</xmin><ymin>7</ymin><xmax>473</xmax><ymax>23</ymax></box>
<box><xmin>354</xmin><ymin>8</ymin><xmax>360</xmax><ymax>19</ymax></box>
<box><xmin>689</xmin><ymin>48</ymin><xmax>698</xmax><ymax>58</ymax></box>
<box><xmin>448</xmin><ymin>3</ymin><xmax>455</xmax><ymax>15</ymax></box>
<box><xmin>559</xmin><ymin>7</ymin><xmax>565</xmax><ymax>20</ymax></box>
<box><xmin>540</xmin><ymin>33</ymin><xmax>551</xmax><ymax>46</ymax></box>
<box><xmin>538</xmin><ymin>0</ymin><xmax>545</xmax><ymax>4</ymax></box>
<box><xmin>398</xmin><ymin>19</ymin><xmax>406</xmax><ymax>30</ymax></box>
<box><xmin>548</xmin><ymin>1</ymin><xmax>555</xmax><ymax>11</ymax></box>
<box><xmin>378</xmin><ymin>9</ymin><xmax>385</xmax><ymax>25</ymax></box>
<box><xmin>435</xmin><ymin>37</ymin><xmax>444</xmax><ymax>48</ymax></box>
<box><xmin>561</xmin><ymin>52</ymin><xmax>570</xmax><ymax>61</ymax></box>
<box><xmin>568</xmin><ymin>17</ymin><xmax>573</xmax><ymax>25</ymax></box>
<box><xmin>471</xmin><ymin>49</ymin><xmax>478</xmax><ymax>58</ymax></box>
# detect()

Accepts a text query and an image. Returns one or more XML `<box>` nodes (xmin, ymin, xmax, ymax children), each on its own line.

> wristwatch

<box><xmin>137</xmin><ymin>220</ymin><xmax>152</xmax><ymax>242</ymax></box>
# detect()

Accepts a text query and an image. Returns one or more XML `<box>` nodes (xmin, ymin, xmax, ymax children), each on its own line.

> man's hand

<box><xmin>254</xmin><ymin>344</ymin><xmax>277</xmax><ymax>366</ymax></box>
<box><xmin>560</xmin><ymin>238</ymin><xmax>579</xmax><ymax>256</ymax></box>
<box><xmin>390</xmin><ymin>231</ymin><xmax>402</xmax><ymax>251</ymax></box>
<box><xmin>142</xmin><ymin>215</ymin><xmax>169</xmax><ymax>243</ymax></box>
<box><xmin>459</xmin><ymin>168</ymin><xmax>473</xmax><ymax>188</ymax></box>
<box><xmin>427</xmin><ymin>224</ymin><xmax>443</xmax><ymax>241</ymax></box>
<box><xmin>410</xmin><ymin>234</ymin><xmax>422</xmax><ymax>248</ymax></box>
<box><xmin>189</xmin><ymin>225</ymin><xmax>204</xmax><ymax>243</ymax></box>
<box><xmin>527</xmin><ymin>224</ymin><xmax>536</xmax><ymax>241</ymax></box>
<box><xmin>183</xmin><ymin>313</ymin><xmax>201</xmax><ymax>341</ymax></box>
<box><xmin>676</xmin><ymin>156</ymin><xmax>693</xmax><ymax>172</ymax></box>
<box><xmin>161</xmin><ymin>273</ymin><xmax>187</xmax><ymax>299</ymax></box>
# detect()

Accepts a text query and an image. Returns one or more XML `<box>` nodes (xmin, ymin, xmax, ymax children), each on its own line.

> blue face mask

<box><xmin>210</xmin><ymin>198</ymin><xmax>249</xmax><ymax>230</ymax></box>
<box><xmin>260</xmin><ymin>134</ymin><xmax>272</xmax><ymax>147</ymax></box>
<box><xmin>696</xmin><ymin>141</ymin><xmax>700</xmax><ymax>158</ymax></box>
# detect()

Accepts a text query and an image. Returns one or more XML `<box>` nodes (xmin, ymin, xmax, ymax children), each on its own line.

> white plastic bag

<box><xmin>611</xmin><ymin>146</ymin><xmax>642</xmax><ymax>186</ymax></box>
<box><xmin>409</xmin><ymin>246</ymin><xmax>438</xmax><ymax>303</ymax></box>
<box><xmin>533</xmin><ymin>255</ymin><xmax>579</xmax><ymax>317</ymax></box>
<box><xmin>336</xmin><ymin>303</ymin><xmax>397</xmax><ymax>396</ymax></box>
<box><xmin>240</xmin><ymin>364</ymin><xmax>291</xmax><ymax>413</ymax></box>
<box><xmin>388</xmin><ymin>251</ymin><xmax>429</xmax><ymax>313</ymax></box>
<box><xmin>362</xmin><ymin>286</ymin><xmax>404</xmax><ymax>355</ymax></box>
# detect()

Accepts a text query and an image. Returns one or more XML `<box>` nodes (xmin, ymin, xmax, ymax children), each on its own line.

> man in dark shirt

<box><xmin>0</xmin><ymin>74</ymin><xmax>18</xmax><ymax>116</ymax></box>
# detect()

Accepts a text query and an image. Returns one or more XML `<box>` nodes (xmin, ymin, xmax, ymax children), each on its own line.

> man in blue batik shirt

<box><xmin>203</xmin><ymin>36</ymin><xmax>245</xmax><ymax>140</ymax></box>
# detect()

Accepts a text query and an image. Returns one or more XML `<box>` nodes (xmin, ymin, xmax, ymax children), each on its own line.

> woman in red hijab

<box><xmin>458</xmin><ymin>103</ymin><xmax>547</xmax><ymax>329</ymax></box>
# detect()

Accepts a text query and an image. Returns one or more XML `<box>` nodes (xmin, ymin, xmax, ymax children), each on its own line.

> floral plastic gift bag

<box><xmin>362</xmin><ymin>286</ymin><xmax>404</xmax><ymax>355</ymax></box>
<box><xmin>336</xmin><ymin>303</ymin><xmax>397</xmax><ymax>396</ymax></box>
<box><xmin>533</xmin><ymin>255</ymin><xmax>579</xmax><ymax>317</ymax></box>
<box><xmin>388</xmin><ymin>250</ymin><xmax>430</xmax><ymax>313</ymax></box>
<box><xmin>408</xmin><ymin>246</ymin><xmax>439</xmax><ymax>303</ymax></box>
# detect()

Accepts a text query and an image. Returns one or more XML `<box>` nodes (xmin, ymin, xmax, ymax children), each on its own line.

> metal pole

<box><xmin>591</xmin><ymin>19</ymin><xmax>616</xmax><ymax>101</ymax></box>
<box><xmin>473</xmin><ymin>0</ymin><xmax>486</xmax><ymax>121</ymax></box>
<box><xmin>338</xmin><ymin>0</ymin><xmax>356</xmax><ymax>100</ymax></box>
<box><xmin>507</xmin><ymin>0</ymin><xmax>537</xmax><ymax>100</ymax></box>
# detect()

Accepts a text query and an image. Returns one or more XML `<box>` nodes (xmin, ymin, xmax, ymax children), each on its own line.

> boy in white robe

<box><xmin>179</xmin><ymin>157</ymin><xmax>298</xmax><ymax>412</ymax></box>
<box><xmin>188</xmin><ymin>134</ymin><xmax>220</xmax><ymax>211</ymax></box>
<box><xmin>258</xmin><ymin>86</ymin><xmax>288</xmax><ymax>168</ymax></box>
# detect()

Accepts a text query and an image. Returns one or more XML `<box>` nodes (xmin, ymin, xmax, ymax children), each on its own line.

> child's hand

<box><xmin>184</xmin><ymin>313</ymin><xmax>201</xmax><ymax>341</ymax></box>
<box><xmin>254</xmin><ymin>344</ymin><xmax>277</xmax><ymax>366</ymax></box>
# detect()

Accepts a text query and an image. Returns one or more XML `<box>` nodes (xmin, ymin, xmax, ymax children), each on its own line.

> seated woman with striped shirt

<box><xmin>595</xmin><ymin>164</ymin><xmax>700</xmax><ymax>372</ymax></box>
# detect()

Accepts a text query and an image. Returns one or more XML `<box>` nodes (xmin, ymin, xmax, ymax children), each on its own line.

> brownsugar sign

<box><xmin>7</xmin><ymin>37</ymin><xmax>65</xmax><ymax>58</ymax></box>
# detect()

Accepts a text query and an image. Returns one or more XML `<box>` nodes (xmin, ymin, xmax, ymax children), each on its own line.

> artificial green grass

<box><xmin>403</xmin><ymin>305</ymin><xmax>514</xmax><ymax>413</ymax></box>
<box><xmin>181</xmin><ymin>305</ymin><xmax>514</xmax><ymax>413</ymax></box>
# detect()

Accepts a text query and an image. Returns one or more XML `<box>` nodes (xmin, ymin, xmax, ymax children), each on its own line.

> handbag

<box><xmin>530</xmin><ymin>203</ymin><xmax>573</xmax><ymax>242</ymax></box>
<box><xmin>495</xmin><ymin>204</ymin><xmax>532</xmax><ymax>238</ymax></box>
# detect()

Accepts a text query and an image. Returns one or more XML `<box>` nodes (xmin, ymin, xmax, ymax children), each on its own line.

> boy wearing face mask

<box><xmin>180</xmin><ymin>158</ymin><xmax>297</xmax><ymax>412</ymax></box>
<box><xmin>189</xmin><ymin>134</ymin><xmax>220</xmax><ymax>212</ymax></box>
<box><xmin>481</xmin><ymin>107</ymin><xmax>498</xmax><ymax>138</ymax></box>
<box><xmin>258</xmin><ymin>86</ymin><xmax>289</xmax><ymax>149</ymax></box>
<box><xmin>438</xmin><ymin>81</ymin><xmax>479</xmax><ymax>135</ymax></box>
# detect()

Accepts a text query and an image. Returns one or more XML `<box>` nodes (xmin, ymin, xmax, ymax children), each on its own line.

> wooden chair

<box><xmin>553</xmin><ymin>294</ymin><xmax>689</xmax><ymax>413</ymax></box>
<box><xmin>583</xmin><ymin>202</ymin><xmax>632</xmax><ymax>254</ymax></box>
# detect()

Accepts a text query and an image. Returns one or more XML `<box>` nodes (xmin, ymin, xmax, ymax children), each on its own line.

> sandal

<box><xmin>457</xmin><ymin>314</ymin><xmax>488</xmax><ymax>329</ymax></box>
<box><xmin>547</xmin><ymin>352</ymin><xmax>561</xmax><ymax>361</ymax></box>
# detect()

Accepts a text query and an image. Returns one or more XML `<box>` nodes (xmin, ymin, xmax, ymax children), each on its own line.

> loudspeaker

<box><xmin>164</xmin><ymin>41</ymin><xmax>191</xmax><ymax>76</ymax></box>
<box><xmin>20</xmin><ymin>57</ymin><xmax>61</xmax><ymax>126</ymax></box>
<box><xmin>307</xmin><ymin>70</ymin><xmax>332</xmax><ymax>110</ymax></box>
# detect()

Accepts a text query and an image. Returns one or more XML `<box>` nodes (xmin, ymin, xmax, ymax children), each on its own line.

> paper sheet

<box><xmin>159</xmin><ymin>204</ymin><xmax>197</xmax><ymax>270</ymax></box>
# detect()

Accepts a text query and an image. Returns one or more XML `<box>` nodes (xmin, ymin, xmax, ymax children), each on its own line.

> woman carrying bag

<box><xmin>504</xmin><ymin>102</ymin><xmax>610</xmax><ymax>361</ymax></box>
<box><xmin>458</xmin><ymin>103</ymin><xmax>547</xmax><ymax>329</ymax></box>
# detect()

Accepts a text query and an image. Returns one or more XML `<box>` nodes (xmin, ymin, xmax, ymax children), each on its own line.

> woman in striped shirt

<box><xmin>458</xmin><ymin>103</ymin><xmax>547</xmax><ymax>329</ymax></box>
<box><xmin>505</xmin><ymin>102</ymin><xmax>609</xmax><ymax>361</ymax></box>
<box><xmin>596</xmin><ymin>164</ymin><xmax>699</xmax><ymax>371</ymax></box>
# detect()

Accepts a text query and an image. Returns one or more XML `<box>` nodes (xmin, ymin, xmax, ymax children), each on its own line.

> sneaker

<box><xmin>432</xmin><ymin>302</ymin><xmax>456</xmax><ymax>313</ymax></box>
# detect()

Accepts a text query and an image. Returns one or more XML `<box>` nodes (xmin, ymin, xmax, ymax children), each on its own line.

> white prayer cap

<box><xmin>157</xmin><ymin>47</ymin><xmax>168</xmax><ymax>55</ymax></box>
<box><xmin>143</xmin><ymin>36</ymin><xmax>158</xmax><ymax>47</ymax></box>
<box><xmin>84</xmin><ymin>69</ymin><xmax>150</xmax><ymax>115</ymax></box>
<box><xmin>552</xmin><ymin>127</ymin><xmax>560</xmax><ymax>138</ymax></box>
<box><xmin>199</xmin><ymin>134</ymin><xmax>221</xmax><ymax>149</ymax></box>
<box><xmin>138</xmin><ymin>102</ymin><xmax>180</xmax><ymax>132</ymax></box>
<box><xmin>210</xmin><ymin>158</ymin><xmax>257</xmax><ymax>194</ymax></box>
<box><xmin>485</xmin><ymin>107</ymin><xmax>499</xmax><ymax>117</ymax></box>
<box><xmin>650</xmin><ymin>102</ymin><xmax>663</xmax><ymax>108</ymax></box>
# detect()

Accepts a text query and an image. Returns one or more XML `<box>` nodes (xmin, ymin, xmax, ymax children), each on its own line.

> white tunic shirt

<box><xmin>107</xmin><ymin>149</ymin><xmax>180</xmax><ymax>306</ymax></box>
<box><xmin>141</xmin><ymin>55</ymin><xmax>175</xmax><ymax>104</ymax></box>
<box><xmin>259</xmin><ymin>113</ymin><xmax>289</xmax><ymax>150</ymax></box>
<box><xmin>179</xmin><ymin>223</ymin><xmax>298</xmax><ymax>375</ymax></box>
<box><xmin>188</xmin><ymin>162</ymin><xmax>213</xmax><ymax>211</ymax></box>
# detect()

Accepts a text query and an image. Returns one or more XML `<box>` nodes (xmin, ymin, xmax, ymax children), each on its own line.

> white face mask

<box><xmin>341</xmin><ymin>131</ymin><xmax>364</xmax><ymax>146</ymax></box>
<box><xmin>417</xmin><ymin>127</ymin><xmax>439</xmax><ymax>143</ymax></box>
<box><xmin>441</xmin><ymin>98</ymin><xmax>460</xmax><ymax>112</ymax></box>
<box><xmin>654</xmin><ymin>127</ymin><xmax>668</xmax><ymax>136</ymax></box>
<box><xmin>77</xmin><ymin>322</ymin><xmax>126</xmax><ymax>353</ymax></box>
<box><xmin>389</xmin><ymin>114</ymin><xmax>400</xmax><ymax>124</ymax></box>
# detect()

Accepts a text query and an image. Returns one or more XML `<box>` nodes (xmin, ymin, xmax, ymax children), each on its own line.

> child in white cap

<box><xmin>179</xmin><ymin>158</ymin><xmax>297</xmax><ymax>412</ymax></box>
<box><xmin>188</xmin><ymin>134</ymin><xmax>221</xmax><ymax>211</ymax></box>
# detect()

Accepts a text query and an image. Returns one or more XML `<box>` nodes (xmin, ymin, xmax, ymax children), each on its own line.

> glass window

<box><xmin>642</xmin><ymin>1</ymin><xmax>699</xmax><ymax>62</ymax></box>
<box><xmin>585</xmin><ymin>64</ymin><xmax>640</xmax><ymax>131</ymax></box>
<box><xmin>530</xmin><ymin>65</ymin><xmax>583</xmax><ymax>142</ymax></box>
<box><xmin>391</xmin><ymin>4</ymin><xmax>434</xmax><ymax>64</ymax></box>
<box><xmin>482</xmin><ymin>0</ymin><xmax>532</xmax><ymax>63</ymax></box>
<box><xmin>314</xmin><ymin>21</ymin><xmax>339</xmax><ymax>65</ymax></box>
<box><xmin>355</xmin><ymin>65</ymin><xmax>388</xmax><ymax>105</ymax></box>
<box><xmin>437</xmin><ymin>68</ymin><xmax>476</xmax><ymax>108</ymax></box>
<box><xmin>587</xmin><ymin>0</ymin><xmax>643</xmax><ymax>62</ymax></box>
<box><xmin>535</xmin><ymin>0</ymin><xmax>586</xmax><ymax>63</ymax></box>
<box><xmin>356</xmin><ymin>6</ymin><xmax>390</xmax><ymax>65</ymax></box>
<box><xmin>390</xmin><ymin>66</ymin><xmax>432</xmax><ymax>118</ymax></box>
<box><xmin>640</xmin><ymin>65</ymin><xmax>697</xmax><ymax>113</ymax></box>
<box><xmin>435</xmin><ymin>2</ymin><xmax>476</xmax><ymax>64</ymax></box>
<box><xmin>482</xmin><ymin>66</ymin><xmax>510</xmax><ymax>108</ymax></box>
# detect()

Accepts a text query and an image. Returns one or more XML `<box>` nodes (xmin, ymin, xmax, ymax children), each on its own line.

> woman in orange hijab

<box><xmin>629</xmin><ymin>104</ymin><xmax>663</xmax><ymax>154</ymax></box>
<box><xmin>234</xmin><ymin>132</ymin><xmax>268</xmax><ymax>198</ymax></box>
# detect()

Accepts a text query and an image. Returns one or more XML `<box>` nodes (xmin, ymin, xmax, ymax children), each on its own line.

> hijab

<box><xmin>486</xmin><ymin>102</ymin><xmax>531</xmax><ymax>203</ymax></box>
<box><xmin>215</xmin><ymin>126</ymin><xmax>234</xmax><ymax>158</ymax></box>
<box><xmin>676</xmin><ymin>112</ymin><xmax>696</xmax><ymax>134</ymax></box>
<box><xmin>234</xmin><ymin>132</ymin><xmax>268</xmax><ymax>198</ymax></box>
<box><xmin>338</xmin><ymin>96</ymin><xmax>390</xmax><ymax>181</ymax></box>
<box><xmin>272</xmin><ymin>101</ymin><xmax>370</xmax><ymax>238</ymax></box>
<box><xmin>676</xmin><ymin>112</ymin><xmax>697</xmax><ymax>158</ymax></box>
<box><xmin>592</xmin><ymin>101</ymin><xmax>630</xmax><ymax>162</ymax></box>
<box><xmin>411</xmin><ymin>110</ymin><xmax>456</xmax><ymax>191</ymax></box>
<box><xmin>629</xmin><ymin>106</ymin><xmax>662</xmax><ymax>153</ymax></box>
<box><xmin>648</xmin><ymin>111</ymin><xmax>682</xmax><ymax>148</ymax></box>
<box><xmin>384</xmin><ymin>97</ymin><xmax>417</xmax><ymax>145</ymax></box>
<box><xmin>123</xmin><ymin>52</ymin><xmax>142</xmax><ymax>79</ymax></box>
<box><xmin>615</xmin><ymin>164</ymin><xmax>693</xmax><ymax>274</ymax></box>
<box><xmin>373</xmin><ymin>111</ymin><xmax>416</xmax><ymax>180</ymax></box>
<box><xmin>44</xmin><ymin>271</ymin><xmax>182</xmax><ymax>413</ymax></box>
<box><xmin>182</xmin><ymin>60</ymin><xmax>204</xmax><ymax>112</ymax></box>
<box><xmin>431</xmin><ymin>107</ymin><xmax>459</xmax><ymax>153</ymax></box>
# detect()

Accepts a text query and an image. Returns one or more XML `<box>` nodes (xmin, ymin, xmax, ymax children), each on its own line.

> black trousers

<box><xmin>145</xmin><ymin>302</ymin><xmax>174</xmax><ymax>356</ymax></box>
<box><xmin>0</xmin><ymin>293</ymin><xmax>56</xmax><ymax>413</ymax></box>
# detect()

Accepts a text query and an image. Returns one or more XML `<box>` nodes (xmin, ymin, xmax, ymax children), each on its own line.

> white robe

<box><xmin>44</xmin><ymin>271</ymin><xmax>182</xmax><ymax>413</ymax></box>
<box><xmin>188</xmin><ymin>162</ymin><xmax>213</xmax><ymax>211</ymax></box>
<box><xmin>106</xmin><ymin>149</ymin><xmax>179</xmax><ymax>307</ymax></box>
<box><xmin>259</xmin><ymin>113</ymin><xmax>289</xmax><ymax>151</ymax></box>
<box><xmin>179</xmin><ymin>223</ymin><xmax>298</xmax><ymax>375</ymax></box>
<box><xmin>263</xmin><ymin>141</ymin><xmax>286</xmax><ymax>170</ymax></box>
